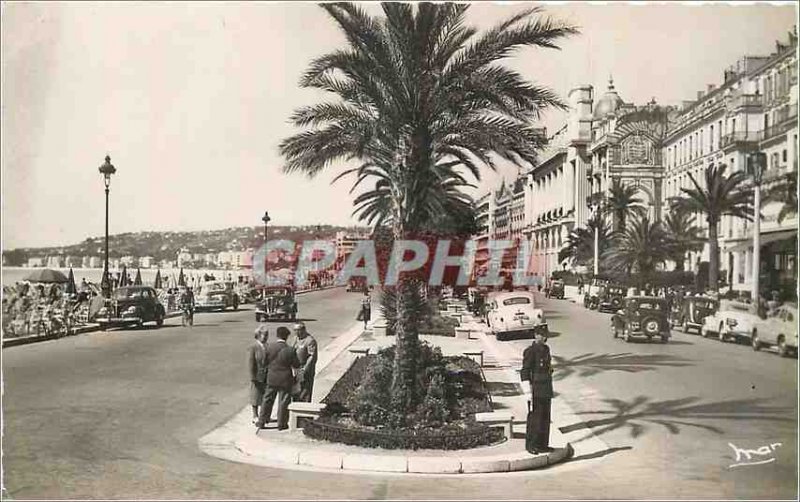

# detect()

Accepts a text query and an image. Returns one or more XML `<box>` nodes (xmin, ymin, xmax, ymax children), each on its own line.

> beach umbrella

<box><xmin>154</xmin><ymin>269</ymin><xmax>163</xmax><ymax>289</ymax></box>
<box><xmin>65</xmin><ymin>268</ymin><xmax>77</xmax><ymax>295</ymax></box>
<box><xmin>23</xmin><ymin>268</ymin><xmax>68</xmax><ymax>283</ymax></box>
<box><xmin>119</xmin><ymin>265</ymin><xmax>128</xmax><ymax>287</ymax></box>
<box><xmin>101</xmin><ymin>267</ymin><xmax>111</xmax><ymax>292</ymax></box>
<box><xmin>134</xmin><ymin>268</ymin><xmax>143</xmax><ymax>286</ymax></box>
<box><xmin>178</xmin><ymin>268</ymin><xmax>186</xmax><ymax>287</ymax></box>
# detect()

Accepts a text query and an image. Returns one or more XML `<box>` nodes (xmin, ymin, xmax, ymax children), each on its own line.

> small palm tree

<box><xmin>670</xmin><ymin>163</ymin><xmax>752</xmax><ymax>292</ymax></box>
<box><xmin>604</xmin><ymin>180</ymin><xmax>647</xmax><ymax>231</ymax></box>
<box><xmin>603</xmin><ymin>216</ymin><xmax>670</xmax><ymax>288</ymax></box>
<box><xmin>662</xmin><ymin>205</ymin><xmax>704</xmax><ymax>272</ymax></box>
<box><xmin>763</xmin><ymin>171</ymin><xmax>797</xmax><ymax>223</ymax></box>
<box><xmin>280</xmin><ymin>3</ymin><xmax>577</xmax><ymax>418</ymax></box>
<box><xmin>559</xmin><ymin>214</ymin><xmax>612</xmax><ymax>269</ymax></box>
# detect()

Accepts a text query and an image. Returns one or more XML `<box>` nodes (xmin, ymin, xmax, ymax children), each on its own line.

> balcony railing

<box><xmin>729</xmin><ymin>93</ymin><xmax>763</xmax><ymax>110</ymax></box>
<box><xmin>720</xmin><ymin>131</ymin><xmax>762</xmax><ymax>150</ymax></box>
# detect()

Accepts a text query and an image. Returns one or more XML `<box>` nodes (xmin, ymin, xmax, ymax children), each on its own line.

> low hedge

<box><xmin>321</xmin><ymin>355</ymin><xmax>375</xmax><ymax>407</ymax></box>
<box><xmin>304</xmin><ymin>415</ymin><xmax>503</xmax><ymax>450</ymax></box>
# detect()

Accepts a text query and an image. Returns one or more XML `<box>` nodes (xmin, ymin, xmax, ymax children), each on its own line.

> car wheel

<box><xmin>777</xmin><ymin>336</ymin><xmax>789</xmax><ymax>357</ymax></box>
<box><xmin>661</xmin><ymin>335</ymin><xmax>669</xmax><ymax>343</ymax></box>
<box><xmin>233</xmin><ymin>298</ymin><xmax>239</xmax><ymax>311</ymax></box>
<box><xmin>156</xmin><ymin>315</ymin><xmax>164</xmax><ymax>328</ymax></box>
<box><xmin>751</xmin><ymin>331</ymin><xmax>762</xmax><ymax>351</ymax></box>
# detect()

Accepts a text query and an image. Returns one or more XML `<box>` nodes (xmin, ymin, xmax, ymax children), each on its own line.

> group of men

<box><xmin>248</xmin><ymin>321</ymin><xmax>318</xmax><ymax>431</ymax></box>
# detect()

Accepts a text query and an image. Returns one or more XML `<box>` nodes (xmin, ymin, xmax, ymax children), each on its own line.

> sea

<box><xmin>1</xmin><ymin>267</ymin><xmax>253</xmax><ymax>287</ymax></box>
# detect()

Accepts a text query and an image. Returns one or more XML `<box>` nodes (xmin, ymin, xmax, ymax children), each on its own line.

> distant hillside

<box><xmin>2</xmin><ymin>225</ymin><xmax>369</xmax><ymax>266</ymax></box>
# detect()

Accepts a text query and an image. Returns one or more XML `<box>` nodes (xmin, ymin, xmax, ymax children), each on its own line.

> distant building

<box><xmin>88</xmin><ymin>256</ymin><xmax>101</xmax><ymax>268</ymax></box>
<box><xmin>204</xmin><ymin>253</ymin><xmax>218</xmax><ymax>267</ymax></box>
<box><xmin>27</xmin><ymin>257</ymin><xmax>45</xmax><ymax>268</ymax></box>
<box><xmin>65</xmin><ymin>255</ymin><xmax>81</xmax><ymax>267</ymax></box>
<box><xmin>120</xmin><ymin>256</ymin><xmax>137</xmax><ymax>267</ymax></box>
<box><xmin>217</xmin><ymin>251</ymin><xmax>233</xmax><ymax>267</ymax></box>
<box><xmin>335</xmin><ymin>231</ymin><xmax>370</xmax><ymax>269</ymax></box>
<box><xmin>176</xmin><ymin>248</ymin><xmax>192</xmax><ymax>268</ymax></box>
<box><xmin>46</xmin><ymin>255</ymin><xmax>64</xmax><ymax>268</ymax></box>
<box><xmin>140</xmin><ymin>256</ymin><xmax>155</xmax><ymax>268</ymax></box>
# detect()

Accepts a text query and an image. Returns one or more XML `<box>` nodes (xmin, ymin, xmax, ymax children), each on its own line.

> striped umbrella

<box><xmin>154</xmin><ymin>269</ymin><xmax>163</xmax><ymax>289</ymax></box>
<box><xmin>65</xmin><ymin>268</ymin><xmax>77</xmax><ymax>295</ymax></box>
<box><xmin>134</xmin><ymin>268</ymin><xmax>143</xmax><ymax>286</ymax></box>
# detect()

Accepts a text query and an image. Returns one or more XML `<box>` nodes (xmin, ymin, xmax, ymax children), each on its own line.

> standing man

<box><xmin>521</xmin><ymin>331</ymin><xmax>554</xmax><ymax>454</ymax></box>
<box><xmin>359</xmin><ymin>291</ymin><xmax>371</xmax><ymax>329</ymax></box>
<box><xmin>248</xmin><ymin>325</ymin><xmax>269</xmax><ymax>424</ymax></box>
<box><xmin>292</xmin><ymin>322</ymin><xmax>318</xmax><ymax>402</ymax></box>
<box><xmin>256</xmin><ymin>326</ymin><xmax>300</xmax><ymax>431</ymax></box>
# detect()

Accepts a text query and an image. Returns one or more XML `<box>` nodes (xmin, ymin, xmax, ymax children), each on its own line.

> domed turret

<box><xmin>593</xmin><ymin>76</ymin><xmax>624</xmax><ymax>119</ymax></box>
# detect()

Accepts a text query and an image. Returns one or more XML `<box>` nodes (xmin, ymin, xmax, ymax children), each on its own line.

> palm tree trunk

<box><xmin>708</xmin><ymin>218</ymin><xmax>719</xmax><ymax>292</ymax></box>
<box><xmin>389</xmin><ymin>188</ymin><xmax>420</xmax><ymax>420</ymax></box>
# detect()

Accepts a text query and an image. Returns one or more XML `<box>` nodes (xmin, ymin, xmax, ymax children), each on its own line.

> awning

<box><xmin>724</xmin><ymin>229</ymin><xmax>798</xmax><ymax>253</ymax></box>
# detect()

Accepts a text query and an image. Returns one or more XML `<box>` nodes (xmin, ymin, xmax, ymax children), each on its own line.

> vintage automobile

<box><xmin>95</xmin><ymin>286</ymin><xmax>166</xmax><ymax>329</ymax></box>
<box><xmin>583</xmin><ymin>277</ymin><xmax>610</xmax><ymax>309</ymax></box>
<box><xmin>195</xmin><ymin>281</ymin><xmax>239</xmax><ymax>312</ymax></box>
<box><xmin>598</xmin><ymin>285</ymin><xmax>627</xmax><ymax>313</ymax></box>
<box><xmin>346</xmin><ymin>276</ymin><xmax>367</xmax><ymax>293</ymax></box>
<box><xmin>752</xmin><ymin>303</ymin><xmax>798</xmax><ymax>357</ymax></box>
<box><xmin>486</xmin><ymin>291</ymin><xmax>548</xmax><ymax>341</ymax></box>
<box><xmin>255</xmin><ymin>286</ymin><xmax>298</xmax><ymax>322</ymax></box>
<box><xmin>546</xmin><ymin>279</ymin><xmax>565</xmax><ymax>299</ymax></box>
<box><xmin>672</xmin><ymin>296</ymin><xmax>719</xmax><ymax>335</ymax></box>
<box><xmin>467</xmin><ymin>287</ymin><xmax>489</xmax><ymax>317</ymax></box>
<box><xmin>700</xmin><ymin>299</ymin><xmax>760</xmax><ymax>344</ymax></box>
<box><xmin>611</xmin><ymin>296</ymin><xmax>671</xmax><ymax>343</ymax></box>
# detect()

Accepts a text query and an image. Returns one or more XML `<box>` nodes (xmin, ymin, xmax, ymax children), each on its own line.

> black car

<box><xmin>672</xmin><ymin>296</ymin><xmax>718</xmax><ymax>335</ymax></box>
<box><xmin>598</xmin><ymin>285</ymin><xmax>627</xmax><ymax>313</ymax></box>
<box><xmin>611</xmin><ymin>296</ymin><xmax>671</xmax><ymax>343</ymax></box>
<box><xmin>95</xmin><ymin>286</ymin><xmax>166</xmax><ymax>329</ymax></box>
<box><xmin>255</xmin><ymin>286</ymin><xmax>298</xmax><ymax>322</ymax></box>
<box><xmin>546</xmin><ymin>279</ymin><xmax>565</xmax><ymax>299</ymax></box>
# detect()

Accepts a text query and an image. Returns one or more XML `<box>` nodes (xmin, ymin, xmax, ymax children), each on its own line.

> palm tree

<box><xmin>670</xmin><ymin>164</ymin><xmax>752</xmax><ymax>292</ymax></box>
<box><xmin>604</xmin><ymin>180</ymin><xmax>647</xmax><ymax>231</ymax></box>
<box><xmin>558</xmin><ymin>214</ymin><xmax>612</xmax><ymax>269</ymax></box>
<box><xmin>603</xmin><ymin>216</ymin><xmax>670</xmax><ymax>288</ymax></box>
<box><xmin>763</xmin><ymin>171</ymin><xmax>797</xmax><ymax>223</ymax></box>
<box><xmin>280</xmin><ymin>3</ymin><xmax>577</xmax><ymax>418</ymax></box>
<box><xmin>662</xmin><ymin>205</ymin><xmax>704</xmax><ymax>272</ymax></box>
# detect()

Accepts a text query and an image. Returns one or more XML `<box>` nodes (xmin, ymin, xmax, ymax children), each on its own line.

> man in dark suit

<box><xmin>521</xmin><ymin>331</ymin><xmax>554</xmax><ymax>453</ymax></box>
<box><xmin>248</xmin><ymin>325</ymin><xmax>269</xmax><ymax>424</ymax></box>
<box><xmin>256</xmin><ymin>326</ymin><xmax>300</xmax><ymax>431</ymax></box>
<box><xmin>292</xmin><ymin>322</ymin><xmax>318</xmax><ymax>402</ymax></box>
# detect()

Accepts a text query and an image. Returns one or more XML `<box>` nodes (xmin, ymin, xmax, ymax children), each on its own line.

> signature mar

<box><xmin>728</xmin><ymin>442</ymin><xmax>782</xmax><ymax>468</ymax></box>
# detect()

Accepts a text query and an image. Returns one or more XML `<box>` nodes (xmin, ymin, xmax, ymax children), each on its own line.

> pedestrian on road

<box><xmin>256</xmin><ymin>326</ymin><xmax>300</xmax><ymax>431</ymax></box>
<box><xmin>359</xmin><ymin>291</ymin><xmax>371</xmax><ymax>329</ymax></box>
<box><xmin>292</xmin><ymin>322</ymin><xmax>318</xmax><ymax>402</ymax></box>
<box><xmin>521</xmin><ymin>330</ymin><xmax>554</xmax><ymax>454</ymax></box>
<box><xmin>248</xmin><ymin>325</ymin><xmax>269</xmax><ymax>424</ymax></box>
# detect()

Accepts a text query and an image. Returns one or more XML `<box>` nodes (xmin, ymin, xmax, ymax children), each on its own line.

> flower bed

<box><xmin>307</xmin><ymin>343</ymin><xmax>498</xmax><ymax>450</ymax></box>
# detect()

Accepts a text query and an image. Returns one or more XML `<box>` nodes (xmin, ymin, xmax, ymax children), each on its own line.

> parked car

<box><xmin>255</xmin><ymin>286</ymin><xmax>297</xmax><ymax>322</ymax></box>
<box><xmin>546</xmin><ymin>279</ymin><xmax>565</xmax><ymax>299</ymax></box>
<box><xmin>346</xmin><ymin>276</ymin><xmax>367</xmax><ymax>293</ymax></box>
<box><xmin>752</xmin><ymin>303</ymin><xmax>798</xmax><ymax>357</ymax></box>
<box><xmin>672</xmin><ymin>296</ymin><xmax>718</xmax><ymax>335</ymax></box>
<box><xmin>96</xmin><ymin>286</ymin><xmax>166</xmax><ymax>329</ymax></box>
<box><xmin>700</xmin><ymin>299</ymin><xmax>760</xmax><ymax>344</ymax></box>
<box><xmin>486</xmin><ymin>291</ymin><xmax>548</xmax><ymax>341</ymax></box>
<box><xmin>195</xmin><ymin>281</ymin><xmax>239</xmax><ymax>312</ymax></box>
<box><xmin>611</xmin><ymin>296</ymin><xmax>671</xmax><ymax>343</ymax></box>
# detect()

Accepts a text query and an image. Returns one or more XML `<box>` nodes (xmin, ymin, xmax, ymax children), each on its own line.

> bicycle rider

<box><xmin>180</xmin><ymin>287</ymin><xmax>196</xmax><ymax>321</ymax></box>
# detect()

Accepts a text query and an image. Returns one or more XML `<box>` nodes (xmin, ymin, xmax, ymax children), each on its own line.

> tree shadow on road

<box><xmin>559</xmin><ymin>396</ymin><xmax>793</xmax><ymax>441</ymax></box>
<box><xmin>566</xmin><ymin>445</ymin><xmax>633</xmax><ymax>463</ymax></box>
<box><xmin>552</xmin><ymin>352</ymin><xmax>694</xmax><ymax>381</ymax></box>
<box><xmin>486</xmin><ymin>381</ymin><xmax>522</xmax><ymax>397</ymax></box>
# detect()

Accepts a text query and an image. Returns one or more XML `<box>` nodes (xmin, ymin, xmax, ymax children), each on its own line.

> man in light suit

<box><xmin>248</xmin><ymin>325</ymin><xmax>269</xmax><ymax>424</ymax></box>
<box><xmin>255</xmin><ymin>326</ymin><xmax>300</xmax><ymax>431</ymax></box>
<box><xmin>292</xmin><ymin>322</ymin><xmax>318</xmax><ymax>402</ymax></box>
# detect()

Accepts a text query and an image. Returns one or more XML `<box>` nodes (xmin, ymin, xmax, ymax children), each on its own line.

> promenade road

<box><xmin>2</xmin><ymin>288</ymin><xmax>797</xmax><ymax>499</ymax></box>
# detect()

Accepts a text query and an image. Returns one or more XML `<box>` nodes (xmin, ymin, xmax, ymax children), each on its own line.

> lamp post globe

<box><xmin>98</xmin><ymin>155</ymin><xmax>116</xmax><ymax>298</ymax></box>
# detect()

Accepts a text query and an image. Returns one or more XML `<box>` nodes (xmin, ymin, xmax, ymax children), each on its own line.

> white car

<box><xmin>752</xmin><ymin>303</ymin><xmax>798</xmax><ymax>357</ymax></box>
<box><xmin>700</xmin><ymin>299</ymin><xmax>760</xmax><ymax>344</ymax></box>
<box><xmin>486</xmin><ymin>291</ymin><xmax>548</xmax><ymax>341</ymax></box>
<box><xmin>195</xmin><ymin>281</ymin><xmax>239</xmax><ymax>311</ymax></box>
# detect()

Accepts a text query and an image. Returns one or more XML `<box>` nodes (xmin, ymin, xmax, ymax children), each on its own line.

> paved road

<box><xmin>3</xmin><ymin>288</ymin><xmax>797</xmax><ymax>499</ymax></box>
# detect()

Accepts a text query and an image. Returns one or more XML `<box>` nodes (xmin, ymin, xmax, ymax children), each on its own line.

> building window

<box><xmin>783</xmin><ymin>149</ymin><xmax>787</xmax><ymax>164</ymax></box>
<box><xmin>718</xmin><ymin>120</ymin><xmax>722</xmax><ymax>145</ymax></box>
<box><xmin>710</xmin><ymin>125</ymin><xmax>714</xmax><ymax>151</ymax></box>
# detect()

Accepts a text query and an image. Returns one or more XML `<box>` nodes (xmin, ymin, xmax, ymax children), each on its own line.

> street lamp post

<box><xmin>262</xmin><ymin>211</ymin><xmax>271</xmax><ymax>291</ymax></box>
<box><xmin>747</xmin><ymin>152</ymin><xmax>766</xmax><ymax>312</ymax></box>
<box><xmin>98</xmin><ymin>155</ymin><xmax>116</xmax><ymax>298</ymax></box>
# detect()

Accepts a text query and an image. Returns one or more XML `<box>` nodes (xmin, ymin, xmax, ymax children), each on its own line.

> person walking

<box><xmin>292</xmin><ymin>322</ymin><xmax>318</xmax><ymax>402</ymax></box>
<box><xmin>248</xmin><ymin>325</ymin><xmax>269</xmax><ymax>424</ymax></box>
<box><xmin>521</xmin><ymin>330</ymin><xmax>554</xmax><ymax>454</ymax></box>
<box><xmin>255</xmin><ymin>326</ymin><xmax>300</xmax><ymax>431</ymax></box>
<box><xmin>358</xmin><ymin>291</ymin><xmax>371</xmax><ymax>329</ymax></box>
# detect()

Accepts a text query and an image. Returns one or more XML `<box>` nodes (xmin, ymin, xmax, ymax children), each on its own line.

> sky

<box><xmin>2</xmin><ymin>1</ymin><xmax>796</xmax><ymax>249</ymax></box>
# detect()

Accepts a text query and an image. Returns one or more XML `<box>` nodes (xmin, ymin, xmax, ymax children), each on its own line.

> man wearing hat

<box><xmin>256</xmin><ymin>326</ymin><xmax>300</xmax><ymax>431</ymax></box>
<box><xmin>292</xmin><ymin>321</ymin><xmax>318</xmax><ymax>402</ymax></box>
<box><xmin>520</xmin><ymin>330</ymin><xmax>555</xmax><ymax>454</ymax></box>
<box><xmin>248</xmin><ymin>325</ymin><xmax>269</xmax><ymax>424</ymax></box>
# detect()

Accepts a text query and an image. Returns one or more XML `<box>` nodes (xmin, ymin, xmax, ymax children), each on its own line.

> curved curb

<box><xmin>216</xmin><ymin>433</ymin><xmax>573</xmax><ymax>475</ymax></box>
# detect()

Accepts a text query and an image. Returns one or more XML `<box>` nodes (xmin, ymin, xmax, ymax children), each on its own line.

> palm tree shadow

<box><xmin>567</xmin><ymin>446</ymin><xmax>633</xmax><ymax>463</ymax></box>
<box><xmin>552</xmin><ymin>352</ymin><xmax>694</xmax><ymax>381</ymax></box>
<box><xmin>559</xmin><ymin>396</ymin><xmax>793</xmax><ymax>441</ymax></box>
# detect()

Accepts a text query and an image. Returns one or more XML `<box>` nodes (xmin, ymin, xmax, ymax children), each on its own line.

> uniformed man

<box><xmin>292</xmin><ymin>322</ymin><xmax>318</xmax><ymax>402</ymax></box>
<box><xmin>521</xmin><ymin>331</ymin><xmax>554</xmax><ymax>454</ymax></box>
